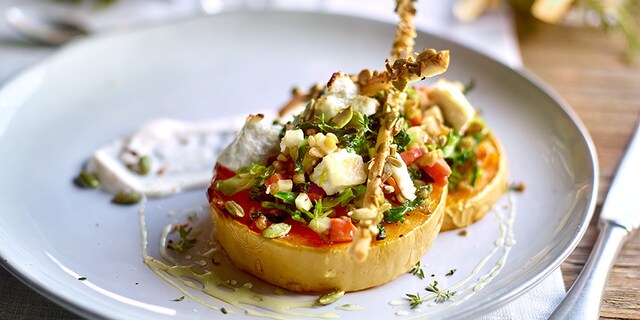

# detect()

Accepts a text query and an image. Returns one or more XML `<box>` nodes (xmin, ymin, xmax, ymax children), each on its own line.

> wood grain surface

<box><xmin>517</xmin><ymin>17</ymin><xmax>640</xmax><ymax>319</ymax></box>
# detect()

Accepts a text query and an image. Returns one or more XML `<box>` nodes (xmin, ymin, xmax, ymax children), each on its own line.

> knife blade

<box><xmin>600</xmin><ymin>122</ymin><xmax>640</xmax><ymax>231</ymax></box>
<box><xmin>549</xmin><ymin>121</ymin><xmax>640</xmax><ymax>320</ymax></box>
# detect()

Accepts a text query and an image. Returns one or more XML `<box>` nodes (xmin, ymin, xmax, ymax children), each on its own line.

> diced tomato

<box><xmin>409</xmin><ymin>115</ymin><xmax>422</xmax><ymax>127</ymax></box>
<box><xmin>329</xmin><ymin>217</ymin><xmax>357</xmax><ymax>243</ymax></box>
<box><xmin>421</xmin><ymin>158</ymin><xmax>452</xmax><ymax>187</ymax></box>
<box><xmin>307</xmin><ymin>183</ymin><xmax>326</xmax><ymax>202</ymax></box>
<box><xmin>400</xmin><ymin>148</ymin><xmax>425</xmax><ymax>166</ymax></box>
<box><xmin>264</xmin><ymin>173</ymin><xmax>285</xmax><ymax>187</ymax></box>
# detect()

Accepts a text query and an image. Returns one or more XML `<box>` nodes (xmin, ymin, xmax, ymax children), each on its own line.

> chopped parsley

<box><xmin>173</xmin><ymin>296</ymin><xmax>185</xmax><ymax>302</ymax></box>
<box><xmin>383</xmin><ymin>185</ymin><xmax>432</xmax><ymax>223</ymax></box>
<box><xmin>445</xmin><ymin>269</ymin><xmax>457</xmax><ymax>276</ymax></box>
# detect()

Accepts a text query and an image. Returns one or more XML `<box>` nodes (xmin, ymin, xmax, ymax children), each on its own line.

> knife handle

<box><xmin>548</xmin><ymin>220</ymin><xmax>629</xmax><ymax>320</ymax></box>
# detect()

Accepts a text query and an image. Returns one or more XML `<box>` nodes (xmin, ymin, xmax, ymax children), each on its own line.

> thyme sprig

<box><xmin>425</xmin><ymin>281</ymin><xmax>456</xmax><ymax>304</ymax></box>
<box><xmin>409</xmin><ymin>261</ymin><xmax>425</xmax><ymax>279</ymax></box>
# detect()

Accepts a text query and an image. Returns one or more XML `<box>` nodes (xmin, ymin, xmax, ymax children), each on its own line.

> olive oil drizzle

<box><xmin>138</xmin><ymin>204</ymin><xmax>339</xmax><ymax>319</ymax></box>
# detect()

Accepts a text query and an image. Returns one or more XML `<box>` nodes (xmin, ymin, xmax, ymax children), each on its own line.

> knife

<box><xmin>549</xmin><ymin>122</ymin><xmax>640</xmax><ymax>320</ymax></box>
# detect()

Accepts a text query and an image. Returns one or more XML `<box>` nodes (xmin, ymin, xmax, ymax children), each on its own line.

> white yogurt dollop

<box><xmin>88</xmin><ymin>118</ymin><xmax>245</xmax><ymax>197</ymax></box>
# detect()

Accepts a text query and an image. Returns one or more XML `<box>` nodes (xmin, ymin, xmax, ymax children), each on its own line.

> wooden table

<box><xmin>517</xmin><ymin>18</ymin><xmax>640</xmax><ymax>319</ymax></box>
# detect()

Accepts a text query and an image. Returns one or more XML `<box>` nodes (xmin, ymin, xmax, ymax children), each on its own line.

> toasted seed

<box><xmin>138</xmin><ymin>156</ymin><xmax>152</xmax><ymax>175</ymax></box>
<box><xmin>331</xmin><ymin>107</ymin><xmax>353</xmax><ymax>129</ymax></box>
<box><xmin>318</xmin><ymin>290</ymin><xmax>345</xmax><ymax>305</ymax></box>
<box><xmin>386</xmin><ymin>156</ymin><xmax>403</xmax><ymax>168</ymax></box>
<box><xmin>224</xmin><ymin>200</ymin><xmax>245</xmax><ymax>218</ymax></box>
<box><xmin>77</xmin><ymin>171</ymin><xmax>99</xmax><ymax>188</ymax></box>
<box><xmin>112</xmin><ymin>191</ymin><xmax>142</xmax><ymax>205</ymax></box>
<box><xmin>261</xmin><ymin>223</ymin><xmax>291</xmax><ymax>238</ymax></box>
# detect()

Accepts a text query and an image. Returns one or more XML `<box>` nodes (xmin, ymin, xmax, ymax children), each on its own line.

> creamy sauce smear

<box><xmin>391</xmin><ymin>193</ymin><xmax>517</xmax><ymax>318</ymax></box>
<box><xmin>138</xmin><ymin>202</ymin><xmax>339</xmax><ymax>320</ymax></box>
<box><xmin>89</xmin><ymin>118</ymin><xmax>243</xmax><ymax>197</ymax></box>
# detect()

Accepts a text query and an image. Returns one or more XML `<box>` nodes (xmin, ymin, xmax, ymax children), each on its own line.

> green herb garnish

<box><xmin>445</xmin><ymin>269</ymin><xmax>457</xmax><ymax>276</ymax></box>
<box><xmin>425</xmin><ymin>281</ymin><xmax>456</xmax><ymax>304</ymax></box>
<box><xmin>409</xmin><ymin>261</ymin><xmax>425</xmax><ymax>279</ymax></box>
<box><xmin>406</xmin><ymin>292</ymin><xmax>427</xmax><ymax>309</ymax></box>
<box><xmin>167</xmin><ymin>225</ymin><xmax>197</xmax><ymax>253</ymax></box>
<box><xmin>383</xmin><ymin>185</ymin><xmax>432</xmax><ymax>223</ymax></box>
<box><xmin>173</xmin><ymin>296</ymin><xmax>185</xmax><ymax>302</ymax></box>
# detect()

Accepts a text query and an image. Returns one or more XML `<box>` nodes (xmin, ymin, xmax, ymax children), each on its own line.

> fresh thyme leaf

<box><xmin>188</xmin><ymin>213</ymin><xmax>198</xmax><ymax>222</ymax></box>
<box><xmin>173</xmin><ymin>296</ymin><xmax>185</xmax><ymax>302</ymax></box>
<box><xmin>409</xmin><ymin>261</ymin><xmax>425</xmax><ymax>279</ymax></box>
<box><xmin>406</xmin><ymin>292</ymin><xmax>427</xmax><ymax>309</ymax></box>
<box><xmin>78</xmin><ymin>277</ymin><xmax>87</xmax><ymax>281</ymax></box>
<box><xmin>167</xmin><ymin>225</ymin><xmax>197</xmax><ymax>253</ymax></box>
<box><xmin>425</xmin><ymin>280</ymin><xmax>456</xmax><ymax>304</ymax></box>
<box><xmin>445</xmin><ymin>269</ymin><xmax>457</xmax><ymax>276</ymax></box>
<box><xmin>463</xmin><ymin>78</ymin><xmax>476</xmax><ymax>94</ymax></box>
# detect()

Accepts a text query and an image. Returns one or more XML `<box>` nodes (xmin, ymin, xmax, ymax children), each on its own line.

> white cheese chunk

<box><xmin>310</xmin><ymin>149</ymin><xmax>367</xmax><ymax>195</ymax></box>
<box><xmin>295</xmin><ymin>193</ymin><xmax>313</xmax><ymax>212</ymax></box>
<box><xmin>392</xmin><ymin>153</ymin><xmax>417</xmax><ymax>201</ymax></box>
<box><xmin>280</xmin><ymin>129</ymin><xmax>304</xmax><ymax>152</ymax></box>
<box><xmin>428</xmin><ymin>79</ymin><xmax>476</xmax><ymax>134</ymax></box>
<box><xmin>316</xmin><ymin>72</ymin><xmax>379</xmax><ymax>119</ymax></box>
<box><xmin>217</xmin><ymin>114</ymin><xmax>282</xmax><ymax>172</ymax></box>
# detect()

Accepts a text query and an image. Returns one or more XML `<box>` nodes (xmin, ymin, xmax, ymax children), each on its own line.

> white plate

<box><xmin>0</xmin><ymin>10</ymin><xmax>597</xmax><ymax>320</ymax></box>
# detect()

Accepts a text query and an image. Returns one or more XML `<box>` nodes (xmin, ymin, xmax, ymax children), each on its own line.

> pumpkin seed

<box><xmin>137</xmin><ymin>156</ymin><xmax>152</xmax><ymax>175</ymax></box>
<box><xmin>331</xmin><ymin>107</ymin><xmax>353</xmax><ymax>128</ymax></box>
<box><xmin>261</xmin><ymin>223</ymin><xmax>291</xmax><ymax>238</ymax></box>
<box><xmin>112</xmin><ymin>191</ymin><xmax>142</xmax><ymax>205</ymax></box>
<box><xmin>386</xmin><ymin>156</ymin><xmax>403</xmax><ymax>168</ymax></box>
<box><xmin>77</xmin><ymin>171</ymin><xmax>99</xmax><ymax>189</ymax></box>
<box><xmin>318</xmin><ymin>290</ymin><xmax>345</xmax><ymax>305</ymax></box>
<box><xmin>224</xmin><ymin>200</ymin><xmax>245</xmax><ymax>218</ymax></box>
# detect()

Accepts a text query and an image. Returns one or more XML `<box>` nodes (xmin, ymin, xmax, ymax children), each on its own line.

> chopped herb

<box><xmin>274</xmin><ymin>191</ymin><xmax>297</xmax><ymax>204</ymax></box>
<box><xmin>425</xmin><ymin>281</ymin><xmax>456</xmax><ymax>304</ymax></box>
<box><xmin>458</xmin><ymin>230</ymin><xmax>468</xmax><ymax>237</ymax></box>
<box><xmin>409</xmin><ymin>261</ymin><xmax>425</xmax><ymax>279</ymax></box>
<box><xmin>167</xmin><ymin>225</ymin><xmax>197</xmax><ymax>253</ymax></box>
<box><xmin>376</xmin><ymin>224</ymin><xmax>387</xmax><ymax>241</ymax></box>
<box><xmin>217</xmin><ymin>163</ymin><xmax>272</xmax><ymax>196</ymax></box>
<box><xmin>323</xmin><ymin>186</ymin><xmax>366</xmax><ymax>208</ymax></box>
<box><xmin>406</xmin><ymin>292</ymin><xmax>427</xmax><ymax>309</ymax></box>
<box><xmin>261</xmin><ymin>201</ymin><xmax>305</xmax><ymax>222</ymax></box>
<box><xmin>383</xmin><ymin>185</ymin><xmax>432</xmax><ymax>223</ymax></box>
<box><xmin>78</xmin><ymin>277</ymin><xmax>87</xmax><ymax>281</ymax></box>
<box><xmin>445</xmin><ymin>269</ymin><xmax>457</xmax><ymax>276</ymax></box>
<box><xmin>173</xmin><ymin>296</ymin><xmax>185</xmax><ymax>302</ymax></box>
<box><xmin>221</xmin><ymin>307</ymin><xmax>228</xmax><ymax>314</ymax></box>
<box><xmin>188</xmin><ymin>213</ymin><xmax>198</xmax><ymax>222</ymax></box>
<box><xmin>393</xmin><ymin>128</ymin><xmax>411</xmax><ymax>152</ymax></box>
<box><xmin>408</xmin><ymin>168</ymin><xmax>423</xmax><ymax>181</ymax></box>
<box><xmin>462</xmin><ymin>78</ymin><xmax>476</xmax><ymax>94</ymax></box>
